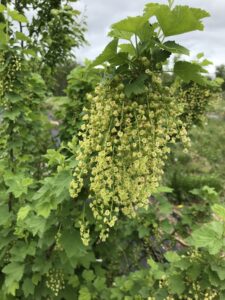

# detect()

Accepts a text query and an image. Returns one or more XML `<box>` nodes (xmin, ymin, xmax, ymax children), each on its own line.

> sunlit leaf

<box><xmin>212</xmin><ymin>204</ymin><xmax>225</xmax><ymax>221</ymax></box>
<box><xmin>2</xmin><ymin>262</ymin><xmax>24</xmax><ymax>295</ymax></box>
<box><xmin>119</xmin><ymin>43</ymin><xmax>136</xmax><ymax>56</ymax></box>
<box><xmin>8</xmin><ymin>10</ymin><xmax>28</xmax><ymax>23</ymax></box>
<box><xmin>124</xmin><ymin>74</ymin><xmax>148</xmax><ymax>97</ymax></box>
<box><xmin>17</xmin><ymin>206</ymin><xmax>31</xmax><ymax>221</ymax></box>
<box><xmin>15</xmin><ymin>31</ymin><xmax>29</xmax><ymax>41</ymax></box>
<box><xmin>174</xmin><ymin>61</ymin><xmax>208</xmax><ymax>85</ymax></box>
<box><xmin>91</xmin><ymin>39</ymin><xmax>118</xmax><ymax>67</ymax></box>
<box><xmin>144</xmin><ymin>4</ymin><xmax>209</xmax><ymax>36</ymax></box>
<box><xmin>0</xmin><ymin>4</ymin><xmax>6</xmax><ymax>13</ymax></box>
<box><xmin>161</xmin><ymin>41</ymin><xmax>189</xmax><ymax>55</ymax></box>
<box><xmin>111</xmin><ymin>16</ymin><xmax>148</xmax><ymax>35</ymax></box>
<box><xmin>190</xmin><ymin>221</ymin><xmax>224</xmax><ymax>254</ymax></box>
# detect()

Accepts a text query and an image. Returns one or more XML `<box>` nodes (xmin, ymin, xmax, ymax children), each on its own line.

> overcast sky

<box><xmin>74</xmin><ymin>0</ymin><xmax>225</xmax><ymax>74</ymax></box>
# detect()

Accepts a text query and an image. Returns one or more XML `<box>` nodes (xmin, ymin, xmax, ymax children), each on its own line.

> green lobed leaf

<box><xmin>110</xmin><ymin>16</ymin><xmax>154</xmax><ymax>44</ymax></box>
<box><xmin>174</xmin><ymin>61</ymin><xmax>208</xmax><ymax>85</ymax></box>
<box><xmin>173</xmin><ymin>257</ymin><xmax>191</xmax><ymax>271</ymax></box>
<box><xmin>160</xmin><ymin>220</ymin><xmax>174</xmax><ymax>234</ymax></box>
<box><xmin>82</xmin><ymin>270</ymin><xmax>95</xmax><ymax>282</ymax></box>
<box><xmin>91</xmin><ymin>39</ymin><xmax>118</xmax><ymax>67</ymax></box>
<box><xmin>78</xmin><ymin>286</ymin><xmax>91</xmax><ymax>300</ymax></box>
<box><xmin>17</xmin><ymin>205</ymin><xmax>31</xmax><ymax>221</ymax></box>
<box><xmin>108</xmin><ymin>28</ymin><xmax>133</xmax><ymax>40</ymax></box>
<box><xmin>108</xmin><ymin>52</ymin><xmax>128</xmax><ymax>66</ymax></box>
<box><xmin>22</xmin><ymin>49</ymin><xmax>36</xmax><ymax>57</ymax></box>
<box><xmin>8</xmin><ymin>10</ymin><xmax>28</xmax><ymax>23</ymax></box>
<box><xmin>36</xmin><ymin>201</ymin><xmax>52</xmax><ymax>218</ymax></box>
<box><xmin>44</xmin><ymin>149</ymin><xmax>65</xmax><ymax>166</ymax></box>
<box><xmin>0</xmin><ymin>4</ymin><xmax>6</xmax><ymax>13</ymax></box>
<box><xmin>148</xmin><ymin>258</ymin><xmax>159</xmax><ymax>271</ymax></box>
<box><xmin>147</xmin><ymin>258</ymin><xmax>165</xmax><ymax>279</ymax></box>
<box><xmin>212</xmin><ymin>204</ymin><xmax>225</xmax><ymax>221</ymax></box>
<box><xmin>119</xmin><ymin>43</ymin><xmax>136</xmax><ymax>56</ymax></box>
<box><xmin>111</xmin><ymin>16</ymin><xmax>148</xmax><ymax>36</ymax></box>
<box><xmin>138</xmin><ymin>226</ymin><xmax>149</xmax><ymax>238</ymax></box>
<box><xmin>155</xmin><ymin>186</ymin><xmax>174</xmax><ymax>193</ymax></box>
<box><xmin>24</xmin><ymin>215</ymin><xmax>46</xmax><ymax>237</ymax></box>
<box><xmin>211</xmin><ymin>264</ymin><xmax>225</xmax><ymax>281</ymax></box>
<box><xmin>168</xmin><ymin>275</ymin><xmax>185</xmax><ymax>294</ymax></box>
<box><xmin>161</xmin><ymin>41</ymin><xmax>190</xmax><ymax>56</ymax></box>
<box><xmin>124</xmin><ymin>74</ymin><xmax>148</xmax><ymax>97</ymax></box>
<box><xmin>0</xmin><ymin>23</ymin><xmax>6</xmax><ymax>30</ymax></box>
<box><xmin>158</xmin><ymin>197</ymin><xmax>173</xmax><ymax>216</ymax></box>
<box><xmin>93</xmin><ymin>277</ymin><xmax>107</xmax><ymax>291</ymax></box>
<box><xmin>4</xmin><ymin>93</ymin><xmax>23</xmax><ymax>103</ymax></box>
<box><xmin>190</xmin><ymin>221</ymin><xmax>224</xmax><ymax>254</ymax></box>
<box><xmin>152</xmin><ymin>48</ymin><xmax>171</xmax><ymax>63</ymax></box>
<box><xmin>0</xmin><ymin>205</ymin><xmax>11</xmax><ymax>226</ymax></box>
<box><xmin>197</xmin><ymin>52</ymin><xmax>204</xmax><ymax>59</ymax></box>
<box><xmin>10</xmin><ymin>241</ymin><xmax>36</xmax><ymax>262</ymax></box>
<box><xmin>2</xmin><ymin>262</ymin><xmax>24</xmax><ymax>295</ymax></box>
<box><xmin>15</xmin><ymin>31</ymin><xmax>29</xmax><ymax>41</ymax></box>
<box><xmin>137</xmin><ymin>22</ymin><xmax>154</xmax><ymax>42</ymax></box>
<box><xmin>22</xmin><ymin>278</ymin><xmax>35</xmax><ymax>298</ymax></box>
<box><xmin>144</xmin><ymin>4</ymin><xmax>210</xmax><ymax>36</ymax></box>
<box><xmin>34</xmin><ymin>170</ymin><xmax>72</xmax><ymax>218</ymax></box>
<box><xmin>4</xmin><ymin>174</ymin><xmax>33</xmax><ymax>198</ymax></box>
<box><xmin>186</xmin><ymin>263</ymin><xmax>202</xmax><ymax>281</ymax></box>
<box><xmin>164</xmin><ymin>251</ymin><xmax>181</xmax><ymax>263</ymax></box>
<box><xmin>3</xmin><ymin>110</ymin><xmax>21</xmax><ymax>121</ymax></box>
<box><xmin>61</xmin><ymin>228</ymin><xmax>88</xmax><ymax>259</ymax></box>
<box><xmin>144</xmin><ymin>3</ymin><xmax>163</xmax><ymax>18</ymax></box>
<box><xmin>32</xmin><ymin>256</ymin><xmax>51</xmax><ymax>274</ymax></box>
<box><xmin>0</xmin><ymin>29</ymin><xmax>8</xmax><ymax>44</ymax></box>
<box><xmin>68</xmin><ymin>275</ymin><xmax>80</xmax><ymax>288</ymax></box>
<box><xmin>201</xmin><ymin>59</ymin><xmax>213</xmax><ymax>67</ymax></box>
<box><xmin>190</xmin><ymin>186</ymin><xmax>219</xmax><ymax>202</ymax></box>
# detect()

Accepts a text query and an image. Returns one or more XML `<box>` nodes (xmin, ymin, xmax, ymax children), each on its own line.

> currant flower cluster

<box><xmin>3</xmin><ymin>249</ymin><xmax>11</xmax><ymax>264</ymax></box>
<box><xmin>70</xmin><ymin>71</ymin><xmax>191</xmax><ymax>243</ymax></box>
<box><xmin>179</xmin><ymin>83</ymin><xmax>211</xmax><ymax>126</ymax></box>
<box><xmin>0</xmin><ymin>52</ymin><xmax>21</xmax><ymax>98</ymax></box>
<box><xmin>79</xmin><ymin>220</ymin><xmax>90</xmax><ymax>246</ymax></box>
<box><xmin>46</xmin><ymin>268</ymin><xmax>65</xmax><ymax>297</ymax></box>
<box><xmin>54</xmin><ymin>231</ymin><xmax>63</xmax><ymax>252</ymax></box>
<box><xmin>178</xmin><ymin>288</ymin><xmax>218</xmax><ymax>300</ymax></box>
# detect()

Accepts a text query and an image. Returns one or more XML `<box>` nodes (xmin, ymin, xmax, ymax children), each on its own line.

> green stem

<box><xmin>168</xmin><ymin>0</ymin><xmax>175</xmax><ymax>9</ymax></box>
<box><xmin>104</xmin><ymin>117</ymin><xmax>114</xmax><ymax>149</ymax></box>
<box><xmin>129</xmin><ymin>38</ymin><xmax>136</xmax><ymax>54</ymax></box>
<box><xmin>15</xmin><ymin>0</ymin><xmax>24</xmax><ymax>48</ymax></box>
<box><xmin>6</xmin><ymin>4</ymin><xmax>9</xmax><ymax>43</ymax></box>
<box><xmin>134</xmin><ymin>34</ymin><xmax>139</xmax><ymax>57</ymax></box>
<box><xmin>134</xmin><ymin>111</ymin><xmax>141</xmax><ymax>151</ymax></box>
<box><xmin>82</xmin><ymin>201</ymin><xmax>86</xmax><ymax>222</ymax></box>
<box><xmin>8</xmin><ymin>120</ymin><xmax>15</xmax><ymax>212</ymax></box>
<box><xmin>157</xmin><ymin>27</ymin><xmax>165</xmax><ymax>43</ymax></box>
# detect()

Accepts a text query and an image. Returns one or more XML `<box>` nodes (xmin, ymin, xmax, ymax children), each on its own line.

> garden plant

<box><xmin>0</xmin><ymin>0</ymin><xmax>224</xmax><ymax>299</ymax></box>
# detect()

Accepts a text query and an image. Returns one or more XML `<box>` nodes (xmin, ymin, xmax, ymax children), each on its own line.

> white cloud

<box><xmin>75</xmin><ymin>0</ymin><xmax>225</xmax><ymax>73</ymax></box>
